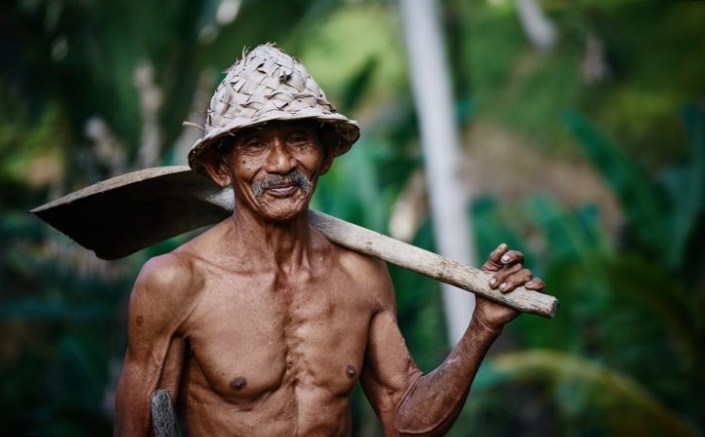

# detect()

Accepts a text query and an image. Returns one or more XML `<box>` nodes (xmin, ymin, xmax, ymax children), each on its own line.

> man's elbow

<box><xmin>391</xmin><ymin>390</ymin><xmax>461</xmax><ymax>437</ymax></box>
<box><xmin>393</xmin><ymin>414</ymin><xmax>456</xmax><ymax>437</ymax></box>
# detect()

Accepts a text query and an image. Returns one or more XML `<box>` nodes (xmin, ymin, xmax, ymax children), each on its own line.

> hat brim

<box><xmin>188</xmin><ymin>112</ymin><xmax>360</xmax><ymax>175</ymax></box>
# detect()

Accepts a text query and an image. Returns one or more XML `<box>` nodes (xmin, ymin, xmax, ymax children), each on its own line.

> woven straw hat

<box><xmin>188</xmin><ymin>44</ymin><xmax>360</xmax><ymax>174</ymax></box>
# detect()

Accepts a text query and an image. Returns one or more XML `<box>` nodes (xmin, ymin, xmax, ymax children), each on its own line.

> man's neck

<box><xmin>228</xmin><ymin>205</ymin><xmax>316</xmax><ymax>273</ymax></box>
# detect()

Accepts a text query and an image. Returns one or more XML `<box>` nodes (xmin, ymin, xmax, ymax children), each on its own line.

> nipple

<box><xmin>230</xmin><ymin>376</ymin><xmax>248</xmax><ymax>391</ymax></box>
<box><xmin>345</xmin><ymin>365</ymin><xmax>357</xmax><ymax>380</ymax></box>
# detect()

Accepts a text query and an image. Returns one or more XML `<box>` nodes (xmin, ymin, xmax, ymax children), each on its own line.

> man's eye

<box><xmin>243</xmin><ymin>139</ymin><xmax>266</xmax><ymax>149</ymax></box>
<box><xmin>288</xmin><ymin>135</ymin><xmax>312</xmax><ymax>147</ymax></box>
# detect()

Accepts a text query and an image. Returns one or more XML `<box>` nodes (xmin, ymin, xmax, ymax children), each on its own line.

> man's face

<box><xmin>219</xmin><ymin>120</ymin><xmax>331</xmax><ymax>222</ymax></box>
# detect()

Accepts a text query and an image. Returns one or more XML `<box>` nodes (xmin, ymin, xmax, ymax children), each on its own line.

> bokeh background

<box><xmin>1</xmin><ymin>0</ymin><xmax>704</xmax><ymax>435</ymax></box>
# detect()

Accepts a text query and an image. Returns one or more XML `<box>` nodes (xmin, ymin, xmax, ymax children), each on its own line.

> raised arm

<box><xmin>361</xmin><ymin>244</ymin><xmax>545</xmax><ymax>436</ymax></box>
<box><xmin>114</xmin><ymin>254</ymin><xmax>196</xmax><ymax>436</ymax></box>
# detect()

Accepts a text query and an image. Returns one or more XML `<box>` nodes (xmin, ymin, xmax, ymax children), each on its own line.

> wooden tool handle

<box><xmin>309</xmin><ymin>210</ymin><xmax>558</xmax><ymax>318</ymax></box>
<box><xmin>31</xmin><ymin>165</ymin><xmax>558</xmax><ymax>317</ymax></box>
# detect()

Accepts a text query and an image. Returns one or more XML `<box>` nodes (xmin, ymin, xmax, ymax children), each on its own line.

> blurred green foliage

<box><xmin>1</xmin><ymin>0</ymin><xmax>703</xmax><ymax>436</ymax></box>
<box><xmin>465</xmin><ymin>108</ymin><xmax>704</xmax><ymax>437</ymax></box>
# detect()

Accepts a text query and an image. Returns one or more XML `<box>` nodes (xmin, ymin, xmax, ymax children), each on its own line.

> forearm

<box><xmin>114</xmin><ymin>359</ymin><xmax>159</xmax><ymax>437</ymax></box>
<box><xmin>393</xmin><ymin>318</ymin><xmax>502</xmax><ymax>436</ymax></box>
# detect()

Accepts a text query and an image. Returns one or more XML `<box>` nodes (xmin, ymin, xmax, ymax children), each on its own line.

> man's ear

<box><xmin>319</xmin><ymin>148</ymin><xmax>335</xmax><ymax>175</ymax></box>
<box><xmin>201</xmin><ymin>151</ymin><xmax>232</xmax><ymax>188</ymax></box>
<box><xmin>318</xmin><ymin>132</ymin><xmax>337</xmax><ymax>175</ymax></box>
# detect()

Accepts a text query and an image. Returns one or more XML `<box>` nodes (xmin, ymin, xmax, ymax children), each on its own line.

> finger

<box><xmin>499</xmin><ymin>250</ymin><xmax>524</xmax><ymax>267</ymax></box>
<box><xmin>525</xmin><ymin>277</ymin><xmax>546</xmax><ymax>292</ymax></box>
<box><xmin>489</xmin><ymin>263</ymin><xmax>523</xmax><ymax>289</ymax></box>
<box><xmin>482</xmin><ymin>243</ymin><xmax>509</xmax><ymax>272</ymax></box>
<box><xmin>497</xmin><ymin>268</ymin><xmax>533</xmax><ymax>293</ymax></box>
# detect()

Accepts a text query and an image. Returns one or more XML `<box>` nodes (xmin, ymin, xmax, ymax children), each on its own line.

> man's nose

<box><xmin>264</xmin><ymin>140</ymin><xmax>296</xmax><ymax>174</ymax></box>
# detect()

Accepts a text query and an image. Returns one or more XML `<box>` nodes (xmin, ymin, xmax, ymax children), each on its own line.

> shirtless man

<box><xmin>114</xmin><ymin>45</ymin><xmax>545</xmax><ymax>436</ymax></box>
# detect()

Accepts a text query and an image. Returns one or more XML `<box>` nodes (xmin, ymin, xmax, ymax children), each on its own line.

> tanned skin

<box><xmin>114</xmin><ymin>120</ymin><xmax>545</xmax><ymax>436</ymax></box>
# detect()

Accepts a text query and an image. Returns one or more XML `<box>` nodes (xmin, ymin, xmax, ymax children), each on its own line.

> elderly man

<box><xmin>115</xmin><ymin>44</ymin><xmax>545</xmax><ymax>436</ymax></box>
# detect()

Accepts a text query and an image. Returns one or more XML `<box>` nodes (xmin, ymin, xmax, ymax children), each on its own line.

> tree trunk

<box><xmin>399</xmin><ymin>0</ymin><xmax>477</xmax><ymax>345</ymax></box>
<box><xmin>515</xmin><ymin>0</ymin><xmax>557</xmax><ymax>52</ymax></box>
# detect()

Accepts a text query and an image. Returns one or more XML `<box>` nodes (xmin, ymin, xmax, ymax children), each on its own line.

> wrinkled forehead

<box><xmin>219</xmin><ymin>119</ymin><xmax>327</xmax><ymax>149</ymax></box>
<box><xmin>240</xmin><ymin>119</ymin><xmax>320</xmax><ymax>136</ymax></box>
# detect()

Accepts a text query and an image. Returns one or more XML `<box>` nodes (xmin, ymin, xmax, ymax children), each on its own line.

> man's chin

<box><xmin>256</xmin><ymin>199</ymin><xmax>309</xmax><ymax>222</ymax></box>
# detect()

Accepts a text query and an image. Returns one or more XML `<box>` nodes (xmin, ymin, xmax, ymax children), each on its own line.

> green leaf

<box><xmin>659</xmin><ymin>105</ymin><xmax>705</xmax><ymax>268</ymax></box>
<box><xmin>564</xmin><ymin>112</ymin><xmax>671</xmax><ymax>258</ymax></box>
<box><xmin>493</xmin><ymin>350</ymin><xmax>695</xmax><ymax>437</ymax></box>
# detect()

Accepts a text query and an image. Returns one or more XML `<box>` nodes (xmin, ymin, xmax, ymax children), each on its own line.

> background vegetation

<box><xmin>1</xmin><ymin>0</ymin><xmax>703</xmax><ymax>435</ymax></box>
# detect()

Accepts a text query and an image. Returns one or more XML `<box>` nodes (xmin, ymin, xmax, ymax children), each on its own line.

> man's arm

<box><xmin>361</xmin><ymin>243</ymin><xmax>545</xmax><ymax>436</ymax></box>
<box><xmin>114</xmin><ymin>254</ymin><xmax>196</xmax><ymax>437</ymax></box>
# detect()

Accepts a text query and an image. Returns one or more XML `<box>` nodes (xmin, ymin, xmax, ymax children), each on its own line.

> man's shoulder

<box><xmin>335</xmin><ymin>245</ymin><xmax>387</xmax><ymax>274</ymax></box>
<box><xmin>133</xmin><ymin>250</ymin><xmax>202</xmax><ymax>302</ymax></box>
<box><xmin>139</xmin><ymin>250</ymin><xmax>194</xmax><ymax>280</ymax></box>
<box><xmin>322</xmin><ymin>235</ymin><xmax>392</xmax><ymax>291</ymax></box>
<box><xmin>314</xmin><ymin>226</ymin><xmax>383</xmax><ymax>271</ymax></box>
<box><xmin>137</xmin><ymin>217</ymin><xmax>241</xmax><ymax>286</ymax></box>
<box><xmin>126</xmin><ymin>251</ymin><xmax>203</xmax><ymax>331</ymax></box>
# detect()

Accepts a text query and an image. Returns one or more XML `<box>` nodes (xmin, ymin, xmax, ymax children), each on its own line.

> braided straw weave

<box><xmin>188</xmin><ymin>44</ymin><xmax>360</xmax><ymax>174</ymax></box>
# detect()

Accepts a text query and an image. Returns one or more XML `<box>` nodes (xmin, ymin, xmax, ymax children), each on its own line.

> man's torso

<box><xmin>163</xmin><ymin>223</ymin><xmax>388</xmax><ymax>436</ymax></box>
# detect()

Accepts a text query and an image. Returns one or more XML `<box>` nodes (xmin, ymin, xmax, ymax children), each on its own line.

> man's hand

<box><xmin>474</xmin><ymin>243</ymin><xmax>546</xmax><ymax>331</ymax></box>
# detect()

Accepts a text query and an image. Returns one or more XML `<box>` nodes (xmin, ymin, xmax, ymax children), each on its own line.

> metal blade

<box><xmin>31</xmin><ymin>166</ymin><xmax>232</xmax><ymax>260</ymax></box>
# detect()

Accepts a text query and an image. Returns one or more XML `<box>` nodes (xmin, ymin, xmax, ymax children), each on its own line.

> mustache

<box><xmin>252</xmin><ymin>170</ymin><xmax>312</xmax><ymax>198</ymax></box>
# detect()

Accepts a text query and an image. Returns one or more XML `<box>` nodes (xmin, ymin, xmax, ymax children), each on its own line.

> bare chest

<box><xmin>180</xmin><ymin>268</ymin><xmax>375</xmax><ymax>404</ymax></box>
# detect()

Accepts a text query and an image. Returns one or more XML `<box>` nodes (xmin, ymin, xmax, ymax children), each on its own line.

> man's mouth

<box><xmin>265</xmin><ymin>182</ymin><xmax>299</xmax><ymax>197</ymax></box>
<box><xmin>253</xmin><ymin>171</ymin><xmax>312</xmax><ymax>199</ymax></box>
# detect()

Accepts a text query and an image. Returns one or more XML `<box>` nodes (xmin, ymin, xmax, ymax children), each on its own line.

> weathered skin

<box><xmin>114</xmin><ymin>121</ymin><xmax>545</xmax><ymax>436</ymax></box>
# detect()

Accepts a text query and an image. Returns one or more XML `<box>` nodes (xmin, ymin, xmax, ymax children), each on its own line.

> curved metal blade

<box><xmin>31</xmin><ymin>166</ymin><xmax>233</xmax><ymax>260</ymax></box>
